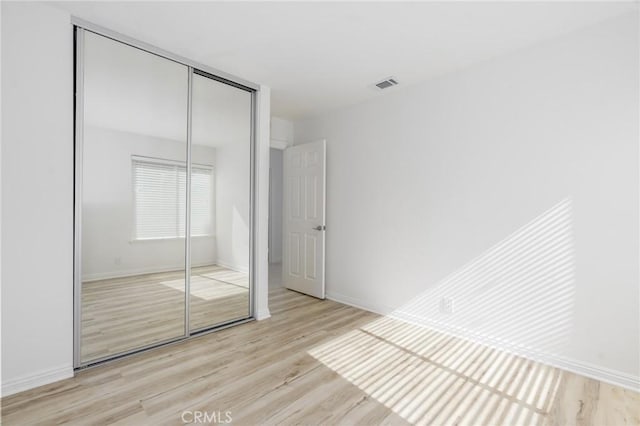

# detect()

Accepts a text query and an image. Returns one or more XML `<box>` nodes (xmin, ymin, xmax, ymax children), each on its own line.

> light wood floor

<box><xmin>3</xmin><ymin>288</ymin><xmax>639</xmax><ymax>425</ymax></box>
<box><xmin>81</xmin><ymin>265</ymin><xmax>249</xmax><ymax>362</ymax></box>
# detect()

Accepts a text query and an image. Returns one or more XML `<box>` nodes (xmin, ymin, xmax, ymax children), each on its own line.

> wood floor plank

<box><xmin>81</xmin><ymin>265</ymin><xmax>250</xmax><ymax>362</ymax></box>
<box><xmin>2</xmin><ymin>287</ymin><xmax>638</xmax><ymax>426</ymax></box>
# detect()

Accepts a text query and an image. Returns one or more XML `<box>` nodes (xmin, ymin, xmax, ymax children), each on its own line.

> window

<box><xmin>132</xmin><ymin>157</ymin><xmax>214</xmax><ymax>240</ymax></box>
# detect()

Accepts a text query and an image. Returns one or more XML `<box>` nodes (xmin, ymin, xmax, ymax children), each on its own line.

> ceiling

<box><xmin>54</xmin><ymin>1</ymin><xmax>636</xmax><ymax>120</ymax></box>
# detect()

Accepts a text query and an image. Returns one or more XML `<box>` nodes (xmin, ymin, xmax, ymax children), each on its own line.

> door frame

<box><xmin>72</xmin><ymin>21</ymin><xmax>261</xmax><ymax>369</ymax></box>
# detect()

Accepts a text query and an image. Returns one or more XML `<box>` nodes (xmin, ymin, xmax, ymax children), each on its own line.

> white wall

<box><xmin>295</xmin><ymin>13</ymin><xmax>639</xmax><ymax>389</ymax></box>
<box><xmin>269</xmin><ymin>148</ymin><xmax>283</xmax><ymax>263</ymax></box>
<box><xmin>271</xmin><ymin>116</ymin><xmax>294</xmax><ymax>149</ymax></box>
<box><xmin>268</xmin><ymin>116</ymin><xmax>291</xmax><ymax>264</ymax></box>
<box><xmin>82</xmin><ymin>126</ymin><xmax>217</xmax><ymax>280</ymax></box>
<box><xmin>1</xmin><ymin>2</ymin><xmax>74</xmax><ymax>394</ymax></box>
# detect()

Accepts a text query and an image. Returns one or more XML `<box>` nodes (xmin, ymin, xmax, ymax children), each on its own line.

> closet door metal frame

<box><xmin>73</xmin><ymin>22</ymin><xmax>258</xmax><ymax>369</ymax></box>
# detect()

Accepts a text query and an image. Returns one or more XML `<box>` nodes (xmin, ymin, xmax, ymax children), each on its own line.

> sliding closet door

<box><xmin>79</xmin><ymin>31</ymin><xmax>189</xmax><ymax>363</ymax></box>
<box><xmin>189</xmin><ymin>73</ymin><xmax>252</xmax><ymax>331</ymax></box>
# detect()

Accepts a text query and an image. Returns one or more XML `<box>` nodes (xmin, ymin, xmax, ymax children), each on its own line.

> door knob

<box><xmin>313</xmin><ymin>225</ymin><xmax>326</xmax><ymax>231</ymax></box>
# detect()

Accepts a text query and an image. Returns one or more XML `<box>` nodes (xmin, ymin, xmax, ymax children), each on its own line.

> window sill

<box><xmin>130</xmin><ymin>234</ymin><xmax>215</xmax><ymax>243</ymax></box>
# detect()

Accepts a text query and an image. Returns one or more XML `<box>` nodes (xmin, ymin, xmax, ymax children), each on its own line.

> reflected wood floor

<box><xmin>3</xmin><ymin>288</ymin><xmax>639</xmax><ymax>425</ymax></box>
<box><xmin>81</xmin><ymin>265</ymin><xmax>249</xmax><ymax>362</ymax></box>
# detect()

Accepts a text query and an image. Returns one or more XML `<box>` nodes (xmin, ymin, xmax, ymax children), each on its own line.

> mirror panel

<box><xmin>80</xmin><ymin>31</ymin><xmax>189</xmax><ymax>362</ymax></box>
<box><xmin>189</xmin><ymin>74</ymin><xmax>252</xmax><ymax>331</ymax></box>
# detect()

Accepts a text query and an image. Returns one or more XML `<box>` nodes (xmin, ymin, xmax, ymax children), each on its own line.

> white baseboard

<box><xmin>2</xmin><ymin>364</ymin><xmax>73</xmax><ymax>397</ymax></box>
<box><xmin>327</xmin><ymin>291</ymin><xmax>394</xmax><ymax>316</ymax></box>
<box><xmin>82</xmin><ymin>261</ymin><xmax>223</xmax><ymax>282</ymax></box>
<box><xmin>215</xmin><ymin>260</ymin><xmax>249</xmax><ymax>274</ymax></box>
<box><xmin>326</xmin><ymin>291</ymin><xmax>640</xmax><ymax>392</ymax></box>
<box><xmin>256</xmin><ymin>308</ymin><xmax>271</xmax><ymax>320</ymax></box>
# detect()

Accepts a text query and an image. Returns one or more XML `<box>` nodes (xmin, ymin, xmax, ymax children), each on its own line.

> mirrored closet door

<box><xmin>76</xmin><ymin>29</ymin><xmax>254</xmax><ymax>366</ymax></box>
<box><xmin>189</xmin><ymin>73</ymin><xmax>252</xmax><ymax>331</ymax></box>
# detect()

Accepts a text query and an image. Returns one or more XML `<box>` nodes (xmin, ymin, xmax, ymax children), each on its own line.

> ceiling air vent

<box><xmin>375</xmin><ymin>77</ymin><xmax>399</xmax><ymax>90</ymax></box>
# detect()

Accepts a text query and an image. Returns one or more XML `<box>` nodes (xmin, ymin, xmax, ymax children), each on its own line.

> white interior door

<box><xmin>283</xmin><ymin>140</ymin><xmax>326</xmax><ymax>299</ymax></box>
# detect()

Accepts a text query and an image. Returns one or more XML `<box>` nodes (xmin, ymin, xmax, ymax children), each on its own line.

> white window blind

<box><xmin>133</xmin><ymin>157</ymin><xmax>214</xmax><ymax>240</ymax></box>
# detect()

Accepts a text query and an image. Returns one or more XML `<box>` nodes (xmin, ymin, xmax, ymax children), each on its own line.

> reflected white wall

<box><xmin>81</xmin><ymin>126</ymin><xmax>217</xmax><ymax>280</ymax></box>
<box><xmin>81</xmin><ymin>36</ymin><xmax>254</xmax><ymax>279</ymax></box>
<box><xmin>215</xmin><ymin>132</ymin><xmax>251</xmax><ymax>273</ymax></box>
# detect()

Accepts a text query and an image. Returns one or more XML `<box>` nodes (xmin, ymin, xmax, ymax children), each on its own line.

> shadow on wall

<box><xmin>394</xmin><ymin>197</ymin><xmax>576</xmax><ymax>356</ymax></box>
<box><xmin>308</xmin><ymin>198</ymin><xmax>578</xmax><ymax>424</ymax></box>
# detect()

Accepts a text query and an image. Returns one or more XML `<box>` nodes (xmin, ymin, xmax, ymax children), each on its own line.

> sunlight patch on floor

<box><xmin>160</xmin><ymin>265</ymin><xmax>249</xmax><ymax>301</ymax></box>
<box><xmin>160</xmin><ymin>277</ymin><xmax>248</xmax><ymax>301</ymax></box>
<box><xmin>309</xmin><ymin>316</ymin><xmax>562</xmax><ymax>425</ymax></box>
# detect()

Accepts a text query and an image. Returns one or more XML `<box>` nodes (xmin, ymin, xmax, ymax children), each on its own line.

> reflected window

<box><xmin>133</xmin><ymin>156</ymin><xmax>214</xmax><ymax>240</ymax></box>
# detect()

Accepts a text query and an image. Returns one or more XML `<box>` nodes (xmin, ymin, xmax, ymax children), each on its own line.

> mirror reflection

<box><xmin>79</xmin><ymin>32</ymin><xmax>252</xmax><ymax>364</ymax></box>
<box><xmin>190</xmin><ymin>74</ymin><xmax>252</xmax><ymax>331</ymax></box>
